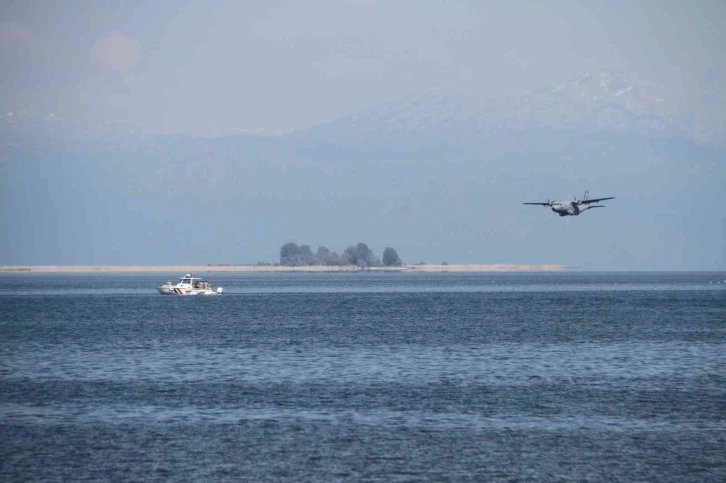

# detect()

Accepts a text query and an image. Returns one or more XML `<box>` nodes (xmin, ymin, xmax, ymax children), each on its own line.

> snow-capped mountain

<box><xmin>297</xmin><ymin>69</ymin><xmax>723</xmax><ymax>146</ymax></box>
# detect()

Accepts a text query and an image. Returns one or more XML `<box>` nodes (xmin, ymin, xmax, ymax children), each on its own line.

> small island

<box><xmin>0</xmin><ymin>241</ymin><xmax>565</xmax><ymax>273</ymax></box>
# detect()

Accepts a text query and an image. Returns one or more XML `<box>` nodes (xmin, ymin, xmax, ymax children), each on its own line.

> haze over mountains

<box><xmin>2</xmin><ymin>69</ymin><xmax>723</xmax><ymax>146</ymax></box>
<box><xmin>298</xmin><ymin>69</ymin><xmax>724</xmax><ymax>147</ymax></box>
<box><xmin>2</xmin><ymin>70</ymin><xmax>724</xmax><ymax>270</ymax></box>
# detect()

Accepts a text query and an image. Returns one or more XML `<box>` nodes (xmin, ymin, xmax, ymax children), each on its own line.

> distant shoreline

<box><xmin>0</xmin><ymin>264</ymin><xmax>566</xmax><ymax>273</ymax></box>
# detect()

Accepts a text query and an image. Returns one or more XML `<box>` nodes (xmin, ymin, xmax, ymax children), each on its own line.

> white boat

<box><xmin>157</xmin><ymin>273</ymin><xmax>224</xmax><ymax>295</ymax></box>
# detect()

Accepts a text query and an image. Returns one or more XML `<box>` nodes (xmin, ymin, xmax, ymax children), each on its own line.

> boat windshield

<box><xmin>180</xmin><ymin>278</ymin><xmax>192</xmax><ymax>284</ymax></box>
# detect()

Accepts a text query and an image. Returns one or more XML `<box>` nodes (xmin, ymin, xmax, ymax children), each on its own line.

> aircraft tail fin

<box><xmin>584</xmin><ymin>190</ymin><xmax>590</xmax><ymax>201</ymax></box>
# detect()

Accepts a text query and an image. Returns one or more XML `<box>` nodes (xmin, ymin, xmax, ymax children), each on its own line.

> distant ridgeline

<box><xmin>280</xmin><ymin>242</ymin><xmax>401</xmax><ymax>267</ymax></box>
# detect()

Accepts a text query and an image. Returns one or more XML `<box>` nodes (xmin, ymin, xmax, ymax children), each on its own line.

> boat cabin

<box><xmin>178</xmin><ymin>274</ymin><xmax>211</xmax><ymax>289</ymax></box>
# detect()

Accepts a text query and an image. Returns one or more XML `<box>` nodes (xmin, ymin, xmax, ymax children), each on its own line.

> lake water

<box><xmin>1</xmin><ymin>272</ymin><xmax>725</xmax><ymax>481</ymax></box>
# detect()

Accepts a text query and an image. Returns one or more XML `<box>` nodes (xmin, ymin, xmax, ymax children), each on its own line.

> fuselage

<box><xmin>550</xmin><ymin>202</ymin><xmax>581</xmax><ymax>216</ymax></box>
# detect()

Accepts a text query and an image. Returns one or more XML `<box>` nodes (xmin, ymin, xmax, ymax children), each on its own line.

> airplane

<box><xmin>524</xmin><ymin>190</ymin><xmax>614</xmax><ymax>216</ymax></box>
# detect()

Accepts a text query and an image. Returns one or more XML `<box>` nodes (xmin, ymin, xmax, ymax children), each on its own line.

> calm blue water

<box><xmin>1</xmin><ymin>272</ymin><xmax>725</xmax><ymax>482</ymax></box>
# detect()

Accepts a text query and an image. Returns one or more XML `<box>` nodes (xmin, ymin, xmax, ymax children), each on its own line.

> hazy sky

<box><xmin>2</xmin><ymin>0</ymin><xmax>724</xmax><ymax>132</ymax></box>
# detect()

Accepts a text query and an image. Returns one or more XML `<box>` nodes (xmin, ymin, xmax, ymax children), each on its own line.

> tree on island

<box><xmin>382</xmin><ymin>247</ymin><xmax>402</xmax><ymax>266</ymax></box>
<box><xmin>298</xmin><ymin>244</ymin><xmax>315</xmax><ymax>265</ymax></box>
<box><xmin>279</xmin><ymin>241</ymin><xmax>397</xmax><ymax>268</ymax></box>
<box><xmin>280</xmin><ymin>242</ymin><xmax>302</xmax><ymax>266</ymax></box>
<box><xmin>316</xmin><ymin>246</ymin><xmax>340</xmax><ymax>266</ymax></box>
<box><xmin>343</xmin><ymin>242</ymin><xmax>379</xmax><ymax>267</ymax></box>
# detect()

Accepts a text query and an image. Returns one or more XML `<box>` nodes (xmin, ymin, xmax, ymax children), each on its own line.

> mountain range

<box><xmin>2</xmin><ymin>69</ymin><xmax>723</xmax><ymax>148</ymax></box>
<box><xmin>294</xmin><ymin>69</ymin><xmax>723</xmax><ymax>147</ymax></box>
<box><xmin>2</xmin><ymin>69</ymin><xmax>724</xmax><ymax>270</ymax></box>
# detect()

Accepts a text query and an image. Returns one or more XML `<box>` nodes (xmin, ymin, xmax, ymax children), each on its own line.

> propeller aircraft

<box><xmin>524</xmin><ymin>190</ymin><xmax>614</xmax><ymax>217</ymax></box>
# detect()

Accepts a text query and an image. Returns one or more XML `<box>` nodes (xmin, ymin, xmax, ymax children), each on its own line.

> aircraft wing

<box><xmin>580</xmin><ymin>197</ymin><xmax>614</xmax><ymax>205</ymax></box>
<box><xmin>523</xmin><ymin>202</ymin><xmax>551</xmax><ymax>206</ymax></box>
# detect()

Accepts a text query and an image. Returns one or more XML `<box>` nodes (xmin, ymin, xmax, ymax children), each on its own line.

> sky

<box><xmin>2</xmin><ymin>0</ymin><xmax>725</xmax><ymax>133</ymax></box>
